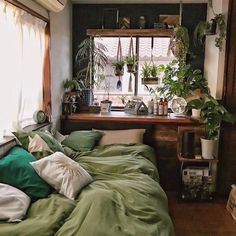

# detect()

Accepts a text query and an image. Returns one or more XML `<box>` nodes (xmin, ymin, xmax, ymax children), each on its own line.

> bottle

<box><xmin>153</xmin><ymin>99</ymin><xmax>158</xmax><ymax>115</ymax></box>
<box><xmin>158</xmin><ymin>98</ymin><xmax>164</xmax><ymax>116</ymax></box>
<box><xmin>139</xmin><ymin>16</ymin><xmax>146</xmax><ymax>29</ymax></box>
<box><xmin>163</xmin><ymin>98</ymin><xmax>168</xmax><ymax>116</ymax></box>
<box><xmin>148</xmin><ymin>99</ymin><xmax>154</xmax><ymax>114</ymax></box>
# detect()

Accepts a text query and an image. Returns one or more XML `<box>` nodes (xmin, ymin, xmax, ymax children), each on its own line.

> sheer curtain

<box><xmin>0</xmin><ymin>1</ymin><xmax>46</xmax><ymax>137</ymax></box>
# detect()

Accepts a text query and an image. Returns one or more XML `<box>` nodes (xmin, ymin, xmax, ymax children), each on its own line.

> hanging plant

<box><xmin>112</xmin><ymin>59</ymin><xmax>125</xmax><ymax>76</ymax></box>
<box><xmin>194</xmin><ymin>0</ymin><xmax>226</xmax><ymax>51</ymax></box>
<box><xmin>168</xmin><ymin>25</ymin><xmax>189</xmax><ymax>65</ymax></box>
<box><xmin>124</xmin><ymin>37</ymin><xmax>138</xmax><ymax>73</ymax></box>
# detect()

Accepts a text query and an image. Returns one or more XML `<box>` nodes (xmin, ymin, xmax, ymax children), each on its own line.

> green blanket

<box><xmin>0</xmin><ymin>144</ymin><xmax>175</xmax><ymax>236</ymax></box>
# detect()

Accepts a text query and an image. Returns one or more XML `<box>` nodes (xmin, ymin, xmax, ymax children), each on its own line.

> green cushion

<box><xmin>62</xmin><ymin>130</ymin><xmax>102</xmax><ymax>152</ymax></box>
<box><xmin>12</xmin><ymin>131</ymin><xmax>64</xmax><ymax>159</ymax></box>
<box><xmin>0</xmin><ymin>146</ymin><xmax>51</xmax><ymax>200</ymax></box>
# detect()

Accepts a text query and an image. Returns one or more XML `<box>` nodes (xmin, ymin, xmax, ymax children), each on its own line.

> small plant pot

<box><xmin>127</xmin><ymin>64</ymin><xmax>135</xmax><ymax>73</ymax></box>
<box><xmin>201</xmin><ymin>138</ymin><xmax>218</xmax><ymax>159</ymax></box>
<box><xmin>114</xmin><ymin>67</ymin><xmax>124</xmax><ymax>76</ymax></box>
<box><xmin>191</xmin><ymin>108</ymin><xmax>201</xmax><ymax>119</ymax></box>
<box><xmin>142</xmin><ymin>77</ymin><xmax>159</xmax><ymax>85</ymax></box>
<box><xmin>100</xmin><ymin>100</ymin><xmax>112</xmax><ymax>114</ymax></box>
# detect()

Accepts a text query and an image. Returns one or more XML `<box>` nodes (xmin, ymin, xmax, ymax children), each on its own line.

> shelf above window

<box><xmin>86</xmin><ymin>28</ymin><xmax>174</xmax><ymax>37</ymax></box>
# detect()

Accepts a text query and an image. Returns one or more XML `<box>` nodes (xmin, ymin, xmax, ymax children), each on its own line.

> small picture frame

<box><xmin>102</xmin><ymin>8</ymin><xmax>119</xmax><ymax>29</ymax></box>
<box><xmin>119</xmin><ymin>17</ymin><xmax>130</xmax><ymax>29</ymax></box>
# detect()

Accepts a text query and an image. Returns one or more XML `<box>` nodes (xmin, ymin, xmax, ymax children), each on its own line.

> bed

<box><xmin>0</xmin><ymin>130</ymin><xmax>175</xmax><ymax>236</ymax></box>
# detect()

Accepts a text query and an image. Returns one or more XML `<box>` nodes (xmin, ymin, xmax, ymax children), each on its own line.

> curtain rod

<box><xmin>5</xmin><ymin>0</ymin><xmax>49</xmax><ymax>23</ymax></box>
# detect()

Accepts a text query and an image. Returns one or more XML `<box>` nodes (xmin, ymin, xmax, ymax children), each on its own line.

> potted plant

<box><xmin>75</xmin><ymin>38</ymin><xmax>108</xmax><ymax>105</ymax></box>
<box><xmin>158</xmin><ymin>60</ymin><xmax>210</xmax><ymax>101</ymax></box>
<box><xmin>112</xmin><ymin>59</ymin><xmax>125</xmax><ymax>76</ymax></box>
<box><xmin>194</xmin><ymin>13</ymin><xmax>226</xmax><ymax>51</ymax></box>
<box><xmin>187</xmin><ymin>97</ymin><xmax>205</xmax><ymax>119</ymax></box>
<box><xmin>141</xmin><ymin>62</ymin><xmax>151</xmax><ymax>83</ymax></box>
<box><xmin>63</xmin><ymin>79</ymin><xmax>80</xmax><ymax>93</ymax></box>
<box><xmin>200</xmin><ymin>97</ymin><xmax>236</xmax><ymax>159</ymax></box>
<box><xmin>124</xmin><ymin>55</ymin><xmax>138</xmax><ymax>73</ymax></box>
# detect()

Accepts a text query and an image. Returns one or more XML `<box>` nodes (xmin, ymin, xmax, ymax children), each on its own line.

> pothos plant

<box><xmin>194</xmin><ymin>0</ymin><xmax>226</xmax><ymax>51</ymax></box>
<box><xmin>157</xmin><ymin>60</ymin><xmax>210</xmax><ymax>101</ymax></box>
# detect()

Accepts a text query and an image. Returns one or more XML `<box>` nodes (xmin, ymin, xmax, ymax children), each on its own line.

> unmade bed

<box><xmin>0</xmin><ymin>131</ymin><xmax>175</xmax><ymax>236</ymax></box>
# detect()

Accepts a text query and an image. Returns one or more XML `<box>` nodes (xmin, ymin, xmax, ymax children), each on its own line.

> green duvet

<box><xmin>0</xmin><ymin>144</ymin><xmax>175</xmax><ymax>236</ymax></box>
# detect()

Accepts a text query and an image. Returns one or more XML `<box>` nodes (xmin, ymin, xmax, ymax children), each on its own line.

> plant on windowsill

<box><xmin>75</xmin><ymin>37</ymin><xmax>108</xmax><ymax>105</ymax></box>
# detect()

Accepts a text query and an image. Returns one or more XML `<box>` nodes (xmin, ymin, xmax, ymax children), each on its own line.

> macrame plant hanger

<box><xmin>116</xmin><ymin>37</ymin><xmax>123</xmax><ymax>90</ymax></box>
<box><xmin>128</xmin><ymin>36</ymin><xmax>135</xmax><ymax>92</ymax></box>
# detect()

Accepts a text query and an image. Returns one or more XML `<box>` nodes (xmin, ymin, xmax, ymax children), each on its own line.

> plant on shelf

<box><xmin>168</xmin><ymin>25</ymin><xmax>189</xmax><ymax>65</ymax></box>
<box><xmin>63</xmin><ymin>79</ymin><xmax>80</xmax><ymax>93</ymax></box>
<box><xmin>124</xmin><ymin>55</ymin><xmax>138</xmax><ymax>73</ymax></box>
<box><xmin>194</xmin><ymin>0</ymin><xmax>226</xmax><ymax>51</ymax></box>
<box><xmin>112</xmin><ymin>59</ymin><xmax>125</xmax><ymax>76</ymax></box>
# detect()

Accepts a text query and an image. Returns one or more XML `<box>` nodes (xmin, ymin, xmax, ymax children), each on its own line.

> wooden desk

<box><xmin>61</xmin><ymin>112</ymin><xmax>199</xmax><ymax>191</ymax></box>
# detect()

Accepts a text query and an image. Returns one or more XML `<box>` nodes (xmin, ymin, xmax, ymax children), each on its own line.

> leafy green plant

<box><xmin>63</xmin><ymin>79</ymin><xmax>80</xmax><ymax>92</ymax></box>
<box><xmin>194</xmin><ymin>13</ymin><xmax>226</xmax><ymax>51</ymax></box>
<box><xmin>75</xmin><ymin>38</ymin><xmax>108</xmax><ymax>88</ymax></box>
<box><xmin>141</xmin><ymin>62</ymin><xmax>151</xmax><ymax>78</ymax></box>
<box><xmin>150</xmin><ymin>64</ymin><xmax>165</xmax><ymax>78</ymax></box>
<box><xmin>187</xmin><ymin>98</ymin><xmax>205</xmax><ymax>110</ymax></box>
<box><xmin>112</xmin><ymin>59</ymin><xmax>125</xmax><ymax>70</ymax></box>
<box><xmin>158</xmin><ymin>60</ymin><xmax>210</xmax><ymax>100</ymax></box>
<box><xmin>124</xmin><ymin>55</ymin><xmax>138</xmax><ymax>66</ymax></box>
<box><xmin>169</xmin><ymin>25</ymin><xmax>189</xmax><ymax>65</ymax></box>
<box><xmin>201</xmin><ymin>97</ymin><xmax>236</xmax><ymax>140</ymax></box>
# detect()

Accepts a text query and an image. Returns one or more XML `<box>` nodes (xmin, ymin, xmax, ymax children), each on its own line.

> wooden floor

<box><xmin>167</xmin><ymin>192</ymin><xmax>236</xmax><ymax>236</ymax></box>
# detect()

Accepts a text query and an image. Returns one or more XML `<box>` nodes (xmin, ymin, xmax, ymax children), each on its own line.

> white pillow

<box><xmin>30</xmin><ymin>152</ymin><xmax>93</xmax><ymax>200</ymax></box>
<box><xmin>0</xmin><ymin>183</ymin><xmax>31</xmax><ymax>222</ymax></box>
<box><xmin>93</xmin><ymin>129</ymin><xmax>146</xmax><ymax>145</ymax></box>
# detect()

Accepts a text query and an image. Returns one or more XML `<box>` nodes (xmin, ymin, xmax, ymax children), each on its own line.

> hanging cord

<box><xmin>116</xmin><ymin>37</ymin><xmax>123</xmax><ymax>62</ymax></box>
<box><xmin>151</xmin><ymin>37</ymin><xmax>154</xmax><ymax>63</ymax></box>
<box><xmin>128</xmin><ymin>36</ymin><xmax>135</xmax><ymax>62</ymax></box>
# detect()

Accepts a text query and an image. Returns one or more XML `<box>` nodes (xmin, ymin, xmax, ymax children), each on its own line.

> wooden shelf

<box><xmin>87</xmin><ymin>28</ymin><xmax>174</xmax><ymax>37</ymax></box>
<box><xmin>178</xmin><ymin>154</ymin><xmax>218</xmax><ymax>163</ymax></box>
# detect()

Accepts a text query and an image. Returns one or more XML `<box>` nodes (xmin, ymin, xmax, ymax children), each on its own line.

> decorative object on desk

<box><xmin>159</xmin><ymin>15</ymin><xmax>180</xmax><ymax>28</ymax></box>
<box><xmin>170</xmin><ymin>97</ymin><xmax>187</xmax><ymax>115</ymax></box>
<box><xmin>100</xmin><ymin>100</ymin><xmax>112</xmax><ymax>114</ymax></box>
<box><xmin>119</xmin><ymin>16</ymin><xmax>130</xmax><ymax>29</ymax></box>
<box><xmin>124</xmin><ymin>98</ymin><xmax>148</xmax><ymax>115</ymax></box>
<box><xmin>139</xmin><ymin>16</ymin><xmax>146</xmax><ymax>29</ymax></box>
<box><xmin>33</xmin><ymin>110</ymin><xmax>47</xmax><ymax>124</ymax></box>
<box><xmin>102</xmin><ymin>8</ymin><xmax>119</xmax><ymax>29</ymax></box>
<box><xmin>187</xmin><ymin>97</ymin><xmax>205</xmax><ymax>120</ymax></box>
<box><xmin>182</xmin><ymin>131</ymin><xmax>195</xmax><ymax>159</ymax></box>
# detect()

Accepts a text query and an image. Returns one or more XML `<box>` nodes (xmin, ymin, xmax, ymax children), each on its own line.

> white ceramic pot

<box><xmin>201</xmin><ymin>138</ymin><xmax>218</xmax><ymax>159</ymax></box>
<box><xmin>100</xmin><ymin>100</ymin><xmax>112</xmax><ymax>114</ymax></box>
<box><xmin>191</xmin><ymin>108</ymin><xmax>201</xmax><ymax>119</ymax></box>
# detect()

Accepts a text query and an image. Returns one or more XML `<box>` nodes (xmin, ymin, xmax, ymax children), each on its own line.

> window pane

<box><xmin>0</xmin><ymin>1</ymin><xmax>46</xmax><ymax>135</ymax></box>
<box><xmin>94</xmin><ymin>37</ymin><xmax>136</xmax><ymax>106</ymax></box>
<box><xmin>138</xmin><ymin>37</ymin><xmax>175</xmax><ymax>104</ymax></box>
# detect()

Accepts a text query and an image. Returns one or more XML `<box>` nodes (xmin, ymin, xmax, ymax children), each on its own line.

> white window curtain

<box><xmin>0</xmin><ymin>0</ymin><xmax>46</xmax><ymax>137</ymax></box>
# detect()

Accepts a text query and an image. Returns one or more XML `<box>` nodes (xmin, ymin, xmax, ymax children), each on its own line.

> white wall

<box><xmin>204</xmin><ymin>0</ymin><xmax>229</xmax><ymax>99</ymax></box>
<box><xmin>50</xmin><ymin>1</ymin><xmax>72</xmax><ymax>130</ymax></box>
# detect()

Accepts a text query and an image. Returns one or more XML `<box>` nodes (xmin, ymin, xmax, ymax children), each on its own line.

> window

<box><xmin>93</xmin><ymin>36</ymin><xmax>175</xmax><ymax>107</ymax></box>
<box><xmin>0</xmin><ymin>1</ymin><xmax>47</xmax><ymax>136</ymax></box>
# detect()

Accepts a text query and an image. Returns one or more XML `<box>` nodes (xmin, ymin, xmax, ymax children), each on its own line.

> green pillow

<box><xmin>0</xmin><ymin>146</ymin><xmax>51</xmax><ymax>200</ymax></box>
<box><xmin>12</xmin><ymin>131</ymin><xmax>64</xmax><ymax>159</ymax></box>
<box><xmin>62</xmin><ymin>130</ymin><xmax>102</xmax><ymax>152</ymax></box>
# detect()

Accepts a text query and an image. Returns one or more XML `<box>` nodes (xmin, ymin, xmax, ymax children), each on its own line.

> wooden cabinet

<box><xmin>61</xmin><ymin>112</ymin><xmax>199</xmax><ymax>192</ymax></box>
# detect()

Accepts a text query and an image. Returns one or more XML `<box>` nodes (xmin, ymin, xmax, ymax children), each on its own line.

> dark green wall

<box><xmin>72</xmin><ymin>3</ymin><xmax>207</xmax><ymax>72</ymax></box>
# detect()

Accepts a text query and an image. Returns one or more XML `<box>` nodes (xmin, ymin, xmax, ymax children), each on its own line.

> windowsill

<box><xmin>0</xmin><ymin>122</ymin><xmax>50</xmax><ymax>147</ymax></box>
